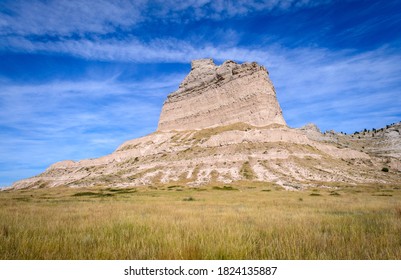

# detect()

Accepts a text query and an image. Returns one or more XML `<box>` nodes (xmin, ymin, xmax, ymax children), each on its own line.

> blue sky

<box><xmin>1</xmin><ymin>0</ymin><xmax>401</xmax><ymax>187</ymax></box>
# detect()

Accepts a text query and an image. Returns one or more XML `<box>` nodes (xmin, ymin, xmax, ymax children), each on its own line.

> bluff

<box><xmin>158</xmin><ymin>59</ymin><xmax>286</xmax><ymax>131</ymax></box>
<box><xmin>9</xmin><ymin>59</ymin><xmax>401</xmax><ymax>190</ymax></box>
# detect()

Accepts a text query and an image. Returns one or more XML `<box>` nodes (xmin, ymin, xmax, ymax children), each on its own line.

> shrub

<box><xmin>240</xmin><ymin>161</ymin><xmax>255</xmax><ymax>180</ymax></box>
<box><xmin>310</xmin><ymin>193</ymin><xmax>321</xmax><ymax>196</ymax></box>
<box><xmin>212</xmin><ymin>186</ymin><xmax>238</xmax><ymax>191</ymax></box>
<box><xmin>381</xmin><ymin>167</ymin><xmax>389</xmax><ymax>172</ymax></box>
<box><xmin>395</xmin><ymin>206</ymin><xmax>401</xmax><ymax>219</ymax></box>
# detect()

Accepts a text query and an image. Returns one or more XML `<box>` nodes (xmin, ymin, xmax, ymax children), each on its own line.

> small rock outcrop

<box><xmin>300</xmin><ymin>123</ymin><xmax>321</xmax><ymax>133</ymax></box>
<box><xmin>157</xmin><ymin>59</ymin><xmax>286</xmax><ymax>131</ymax></box>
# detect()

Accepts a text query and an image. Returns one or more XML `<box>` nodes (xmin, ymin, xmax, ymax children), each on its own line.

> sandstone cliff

<box><xmin>157</xmin><ymin>59</ymin><xmax>286</xmax><ymax>131</ymax></box>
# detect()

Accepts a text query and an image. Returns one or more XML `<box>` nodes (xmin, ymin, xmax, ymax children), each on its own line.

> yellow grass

<box><xmin>1</xmin><ymin>184</ymin><xmax>401</xmax><ymax>259</ymax></box>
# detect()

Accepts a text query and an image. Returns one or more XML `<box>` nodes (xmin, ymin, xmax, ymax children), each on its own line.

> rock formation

<box><xmin>157</xmin><ymin>59</ymin><xmax>286</xmax><ymax>131</ymax></box>
<box><xmin>299</xmin><ymin>122</ymin><xmax>401</xmax><ymax>171</ymax></box>
<box><xmin>9</xmin><ymin>59</ymin><xmax>401</xmax><ymax>190</ymax></box>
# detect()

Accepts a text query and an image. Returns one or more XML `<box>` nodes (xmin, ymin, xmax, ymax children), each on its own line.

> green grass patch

<box><xmin>309</xmin><ymin>193</ymin><xmax>322</xmax><ymax>196</ymax></box>
<box><xmin>212</xmin><ymin>186</ymin><xmax>238</xmax><ymax>191</ymax></box>
<box><xmin>329</xmin><ymin>191</ymin><xmax>341</xmax><ymax>196</ymax></box>
<box><xmin>72</xmin><ymin>192</ymin><xmax>113</xmax><ymax>197</ymax></box>
<box><xmin>105</xmin><ymin>188</ymin><xmax>137</xmax><ymax>194</ymax></box>
<box><xmin>372</xmin><ymin>193</ymin><xmax>393</xmax><ymax>197</ymax></box>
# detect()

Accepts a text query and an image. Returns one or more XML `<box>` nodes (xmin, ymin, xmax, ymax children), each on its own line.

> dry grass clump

<box><xmin>1</xmin><ymin>184</ymin><xmax>401</xmax><ymax>260</ymax></box>
<box><xmin>395</xmin><ymin>206</ymin><xmax>401</xmax><ymax>219</ymax></box>
<box><xmin>191</xmin><ymin>122</ymin><xmax>254</xmax><ymax>142</ymax></box>
<box><xmin>240</xmin><ymin>161</ymin><xmax>256</xmax><ymax>180</ymax></box>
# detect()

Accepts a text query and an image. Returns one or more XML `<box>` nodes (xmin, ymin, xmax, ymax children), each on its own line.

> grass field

<box><xmin>1</xmin><ymin>184</ymin><xmax>401</xmax><ymax>259</ymax></box>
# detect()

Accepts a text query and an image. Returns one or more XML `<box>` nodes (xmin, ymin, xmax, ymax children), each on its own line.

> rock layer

<box><xmin>300</xmin><ymin>122</ymin><xmax>401</xmax><ymax>167</ymax></box>
<box><xmin>157</xmin><ymin>59</ymin><xmax>286</xmax><ymax>131</ymax></box>
<box><xmin>10</xmin><ymin>123</ymin><xmax>401</xmax><ymax>190</ymax></box>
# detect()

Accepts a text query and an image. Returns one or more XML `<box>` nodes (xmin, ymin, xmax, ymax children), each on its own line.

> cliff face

<box><xmin>157</xmin><ymin>59</ymin><xmax>286</xmax><ymax>131</ymax></box>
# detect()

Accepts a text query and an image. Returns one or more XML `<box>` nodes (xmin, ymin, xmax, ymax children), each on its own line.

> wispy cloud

<box><xmin>2</xmin><ymin>36</ymin><xmax>400</xmax><ymax>133</ymax></box>
<box><xmin>0</xmin><ymin>0</ymin><xmax>143</xmax><ymax>36</ymax></box>
<box><xmin>4</xmin><ymin>35</ymin><xmax>400</xmax><ymax>131</ymax></box>
<box><xmin>0</xmin><ymin>72</ymin><xmax>185</xmax><ymax>186</ymax></box>
<box><xmin>0</xmin><ymin>0</ymin><xmax>330</xmax><ymax>37</ymax></box>
<box><xmin>0</xmin><ymin>73</ymin><xmax>185</xmax><ymax>138</ymax></box>
<box><xmin>266</xmin><ymin>47</ymin><xmax>401</xmax><ymax>131</ymax></box>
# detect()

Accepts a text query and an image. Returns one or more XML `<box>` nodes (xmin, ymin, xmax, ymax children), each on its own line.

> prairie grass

<box><xmin>1</xmin><ymin>184</ymin><xmax>401</xmax><ymax>260</ymax></box>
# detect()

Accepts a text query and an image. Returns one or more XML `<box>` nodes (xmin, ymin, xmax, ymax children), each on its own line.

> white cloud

<box><xmin>0</xmin><ymin>72</ymin><xmax>186</xmax><ymax>185</ymax></box>
<box><xmin>0</xmin><ymin>0</ymin><xmax>144</xmax><ymax>36</ymax></box>
<box><xmin>0</xmin><ymin>0</ymin><xmax>331</xmax><ymax>37</ymax></box>
<box><xmin>2</xmin><ymin>35</ymin><xmax>400</xmax><ymax>134</ymax></box>
<box><xmin>0</xmin><ymin>75</ymin><xmax>183</xmax><ymax>138</ymax></box>
<box><xmin>265</xmin><ymin>47</ymin><xmax>401</xmax><ymax>131</ymax></box>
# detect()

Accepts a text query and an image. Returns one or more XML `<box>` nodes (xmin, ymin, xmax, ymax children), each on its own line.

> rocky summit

<box><xmin>158</xmin><ymin>59</ymin><xmax>286</xmax><ymax>131</ymax></box>
<box><xmin>10</xmin><ymin>59</ymin><xmax>401</xmax><ymax>190</ymax></box>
